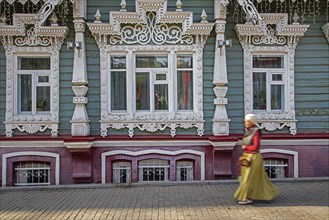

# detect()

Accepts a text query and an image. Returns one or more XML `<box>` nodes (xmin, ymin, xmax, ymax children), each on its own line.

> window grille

<box><xmin>264</xmin><ymin>159</ymin><xmax>287</xmax><ymax>179</ymax></box>
<box><xmin>15</xmin><ymin>162</ymin><xmax>50</xmax><ymax>186</ymax></box>
<box><xmin>138</xmin><ymin>159</ymin><xmax>169</xmax><ymax>182</ymax></box>
<box><xmin>112</xmin><ymin>161</ymin><xmax>131</xmax><ymax>183</ymax></box>
<box><xmin>176</xmin><ymin>161</ymin><xmax>193</xmax><ymax>181</ymax></box>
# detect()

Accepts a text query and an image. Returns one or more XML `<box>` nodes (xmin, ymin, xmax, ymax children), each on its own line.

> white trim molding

<box><xmin>260</xmin><ymin>148</ymin><xmax>298</xmax><ymax>178</ymax></box>
<box><xmin>235</xmin><ymin>13</ymin><xmax>309</xmax><ymax>135</ymax></box>
<box><xmin>2</xmin><ymin>151</ymin><xmax>60</xmax><ymax>187</ymax></box>
<box><xmin>87</xmin><ymin>0</ymin><xmax>213</xmax><ymax>137</ymax></box>
<box><xmin>101</xmin><ymin>149</ymin><xmax>205</xmax><ymax>184</ymax></box>
<box><xmin>0</xmin><ymin>13</ymin><xmax>68</xmax><ymax>137</ymax></box>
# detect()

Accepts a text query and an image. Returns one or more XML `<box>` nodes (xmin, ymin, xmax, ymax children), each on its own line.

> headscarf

<box><xmin>244</xmin><ymin>113</ymin><xmax>257</xmax><ymax>125</ymax></box>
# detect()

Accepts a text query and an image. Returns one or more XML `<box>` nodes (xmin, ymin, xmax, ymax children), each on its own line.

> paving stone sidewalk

<box><xmin>0</xmin><ymin>179</ymin><xmax>328</xmax><ymax>220</ymax></box>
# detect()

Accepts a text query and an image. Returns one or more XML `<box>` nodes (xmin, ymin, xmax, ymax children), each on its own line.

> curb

<box><xmin>1</xmin><ymin>177</ymin><xmax>328</xmax><ymax>192</ymax></box>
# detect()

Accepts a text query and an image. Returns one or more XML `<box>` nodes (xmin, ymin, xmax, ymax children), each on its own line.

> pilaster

<box><xmin>212</xmin><ymin>1</ymin><xmax>230</xmax><ymax>136</ymax></box>
<box><xmin>71</xmin><ymin>0</ymin><xmax>90</xmax><ymax>136</ymax></box>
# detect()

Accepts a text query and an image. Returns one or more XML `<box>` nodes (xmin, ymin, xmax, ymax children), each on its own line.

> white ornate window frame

<box><xmin>235</xmin><ymin>13</ymin><xmax>309</xmax><ymax>135</ymax></box>
<box><xmin>87</xmin><ymin>0</ymin><xmax>213</xmax><ymax>137</ymax></box>
<box><xmin>0</xmin><ymin>14</ymin><xmax>68</xmax><ymax>137</ymax></box>
<box><xmin>322</xmin><ymin>23</ymin><xmax>329</xmax><ymax>43</ymax></box>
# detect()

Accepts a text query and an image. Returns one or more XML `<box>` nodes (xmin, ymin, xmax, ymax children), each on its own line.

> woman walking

<box><xmin>234</xmin><ymin>113</ymin><xmax>278</xmax><ymax>205</ymax></box>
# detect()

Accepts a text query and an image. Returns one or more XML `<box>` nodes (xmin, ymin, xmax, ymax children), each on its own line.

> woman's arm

<box><xmin>244</xmin><ymin>129</ymin><xmax>260</xmax><ymax>152</ymax></box>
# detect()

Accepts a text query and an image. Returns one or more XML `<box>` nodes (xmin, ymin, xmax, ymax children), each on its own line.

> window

<box><xmin>14</xmin><ymin>162</ymin><xmax>50</xmax><ymax>186</ymax></box>
<box><xmin>135</xmin><ymin>55</ymin><xmax>169</xmax><ymax>111</ymax></box>
<box><xmin>102</xmin><ymin>50</ymin><xmax>203</xmax><ymax>137</ymax></box>
<box><xmin>264</xmin><ymin>159</ymin><xmax>287</xmax><ymax>179</ymax></box>
<box><xmin>17</xmin><ymin>57</ymin><xmax>51</xmax><ymax>114</ymax></box>
<box><xmin>235</xmin><ymin>13</ymin><xmax>309</xmax><ymax>135</ymax></box>
<box><xmin>112</xmin><ymin>161</ymin><xmax>131</xmax><ymax>183</ymax></box>
<box><xmin>176</xmin><ymin>161</ymin><xmax>193</xmax><ymax>181</ymax></box>
<box><xmin>252</xmin><ymin>55</ymin><xmax>285</xmax><ymax>111</ymax></box>
<box><xmin>88</xmin><ymin>3</ymin><xmax>213</xmax><ymax>137</ymax></box>
<box><xmin>138</xmin><ymin>159</ymin><xmax>169</xmax><ymax>182</ymax></box>
<box><xmin>1</xmin><ymin>16</ymin><xmax>68</xmax><ymax>137</ymax></box>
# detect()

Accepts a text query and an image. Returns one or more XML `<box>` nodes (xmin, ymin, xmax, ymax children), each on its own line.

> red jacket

<box><xmin>243</xmin><ymin>128</ymin><xmax>260</xmax><ymax>154</ymax></box>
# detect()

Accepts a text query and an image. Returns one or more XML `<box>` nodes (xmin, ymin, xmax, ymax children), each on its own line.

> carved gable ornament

<box><xmin>87</xmin><ymin>0</ymin><xmax>214</xmax><ymax>137</ymax></box>
<box><xmin>235</xmin><ymin>14</ymin><xmax>309</xmax><ymax>135</ymax></box>
<box><xmin>0</xmin><ymin>13</ymin><xmax>68</xmax><ymax>137</ymax></box>
<box><xmin>88</xmin><ymin>0</ymin><xmax>213</xmax><ymax>47</ymax></box>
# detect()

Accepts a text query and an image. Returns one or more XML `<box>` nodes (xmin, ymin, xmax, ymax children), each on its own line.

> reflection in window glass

<box><xmin>36</xmin><ymin>87</ymin><xmax>50</xmax><ymax>112</ymax></box>
<box><xmin>156</xmin><ymin>74</ymin><xmax>166</xmax><ymax>81</ymax></box>
<box><xmin>271</xmin><ymin>85</ymin><xmax>284</xmax><ymax>110</ymax></box>
<box><xmin>38</xmin><ymin>76</ymin><xmax>49</xmax><ymax>83</ymax></box>
<box><xmin>177</xmin><ymin>55</ymin><xmax>193</xmax><ymax>68</ymax></box>
<box><xmin>177</xmin><ymin>71</ymin><xmax>193</xmax><ymax>110</ymax></box>
<box><xmin>177</xmin><ymin>55</ymin><xmax>193</xmax><ymax>111</ymax></box>
<box><xmin>154</xmin><ymin>84</ymin><xmax>168</xmax><ymax>110</ymax></box>
<box><xmin>19</xmin><ymin>58</ymin><xmax>50</xmax><ymax>70</ymax></box>
<box><xmin>111</xmin><ymin>71</ymin><xmax>126</xmax><ymax>111</ymax></box>
<box><xmin>253</xmin><ymin>72</ymin><xmax>267</xmax><ymax>110</ymax></box>
<box><xmin>111</xmin><ymin>55</ymin><xmax>126</xmax><ymax>69</ymax></box>
<box><xmin>19</xmin><ymin>75</ymin><xmax>32</xmax><ymax>112</ymax></box>
<box><xmin>136</xmin><ymin>72</ymin><xmax>150</xmax><ymax>110</ymax></box>
<box><xmin>253</xmin><ymin>56</ymin><xmax>283</xmax><ymax>68</ymax></box>
<box><xmin>136</xmin><ymin>55</ymin><xmax>168</xmax><ymax>68</ymax></box>
<box><xmin>272</xmin><ymin>74</ymin><xmax>282</xmax><ymax>81</ymax></box>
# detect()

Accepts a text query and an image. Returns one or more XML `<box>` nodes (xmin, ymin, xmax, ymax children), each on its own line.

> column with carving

<box><xmin>71</xmin><ymin>0</ymin><xmax>90</xmax><ymax>136</ymax></box>
<box><xmin>212</xmin><ymin>1</ymin><xmax>230</xmax><ymax>136</ymax></box>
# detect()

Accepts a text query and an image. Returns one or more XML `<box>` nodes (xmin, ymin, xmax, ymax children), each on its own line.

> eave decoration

<box><xmin>87</xmin><ymin>0</ymin><xmax>214</xmax><ymax>137</ymax></box>
<box><xmin>0</xmin><ymin>2</ymin><xmax>69</xmax><ymax>137</ymax></box>
<box><xmin>235</xmin><ymin>13</ymin><xmax>309</xmax><ymax>135</ymax></box>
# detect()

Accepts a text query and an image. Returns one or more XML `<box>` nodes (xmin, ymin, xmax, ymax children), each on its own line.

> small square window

<box><xmin>38</xmin><ymin>76</ymin><xmax>49</xmax><ymax>83</ymax></box>
<box><xmin>272</xmin><ymin>74</ymin><xmax>282</xmax><ymax>81</ymax></box>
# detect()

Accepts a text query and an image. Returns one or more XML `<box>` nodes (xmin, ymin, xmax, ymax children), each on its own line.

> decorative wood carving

<box><xmin>87</xmin><ymin>0</ymin><xmax>213</xmax><ymax>137</ymax></box>
<box><xmin>322</xmin><ymin>23</ymin><xmax>329</xmax><ymax>43</ymax></box>
<box><xmin>0</xmin><ymin>13</ymin><xmax>68</xmax><ymax>137</ymax></box>
<box><xmin>235</xmin><ymin>13</ymin><xmax>309</xmax><ymax>135</ymax></box>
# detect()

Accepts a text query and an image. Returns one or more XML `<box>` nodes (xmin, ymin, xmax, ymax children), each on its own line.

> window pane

<box><xmin>136</xmin><ymin>55</ymin><xmax>168</xmax><ymax>68</ymax></box>
<box><xmin>154</xmin><ymin>84</ymin><xmax>168</xmax><ymax>110</ymax></box>
<box><xmin>272</xmin><ymin>74</ymin><xmax>282</xmax><ymax>81</ymax></box>
<box><xmin>271</xmin><ymin>85</ymin><xmax>284</xmax><ymax>110</ymax></box>
<box><xmin>253</xmin><ymin>72</ymin><xmax>267</xmax><ymax>110</ymax></box>
<box><xmin>111</xmin><ymin>55</ymin><xmax>126</xmax><ymax>69</ymax></box>
<box><xmin>177</xmin><ymin>71</ymin><xmax>193</xmax><ymax>110</ymax></box>
<box><xmin>19</xmin><ymin>74</ymin><xmax>32</xmax><ymax>112</ymax></box>
<box><xmin>38</xmin><ymin>76</ymin><xmax>49</xmax><ymax>83</ymax></box>
<box><xmin>36</xmin><ymin>87</ymin><xmax>50</xmax><ymax>111</ymax></box>
<box><xmin>253</xmin><ymin>56</ymin><xmax>283</xmax><ymax>68</ymax></box>
<box><xmin>156</xmin><ymin>74</ymin><xmax>166</xmax><ymax>81</ymax></box>
<box><xmin>111</xmin><ymin>71</ymin><xmax>126</xmax><ymax>111</ymax></box>
<box><xmin>136</xmin><ymin>72</ymin><xmax>150</xmax><ymax>110</ymax></box>
<box><xmin>177</xmin><ymin>55</ymin><xmax>193</xmax><ymax>68</ymax></box>
<box><xmin>19</xmin><ymin>58</ymin><xmax>50</xmax><ymax>70</ymax></box>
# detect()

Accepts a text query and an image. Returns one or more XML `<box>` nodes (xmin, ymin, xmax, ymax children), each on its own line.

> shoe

<box><xmin>238</xmin><ymin>199</ymin><xmax>253</xmax><ymax>205</ymax></box>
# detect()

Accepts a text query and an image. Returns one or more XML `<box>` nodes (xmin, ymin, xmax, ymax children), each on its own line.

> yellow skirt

<box><xmin>234</xmin><ymin>152</ymin><xmax>278</xmax><ymax>201</ymax></box>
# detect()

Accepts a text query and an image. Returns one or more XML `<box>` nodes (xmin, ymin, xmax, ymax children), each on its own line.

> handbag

<box><xmin>238</xmin><ymin>156</ymin><xmax>252</xmax><ymax>167</ymax></box>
